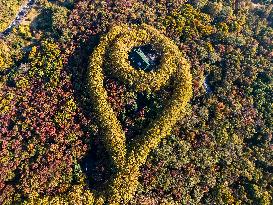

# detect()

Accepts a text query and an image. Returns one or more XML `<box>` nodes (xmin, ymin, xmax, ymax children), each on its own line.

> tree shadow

<box><xmin>29</xmin><ymin>7</ymin><xmax>55</xmax><ymax>37</ymax></box>
<box><xmin>65</xmin><ymin>33</ymin><xmax>116</xmax><ymax>192</ymax></box>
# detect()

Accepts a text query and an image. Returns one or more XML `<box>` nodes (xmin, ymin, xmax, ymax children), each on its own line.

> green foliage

<box><xmin>50</xmin><ymin>4</ymin><xmax>70</xmax><ymax>37</ymax></box>
<box><xmin>251</xmin><ymin>70</ymin><xmax>272</xmax><ymax>130</ymax></box>
<box><xmin>53</xmin><ymin>97</ymin><xmax>77</xmax><ymax>127</ymax></box>
<box><xmin>163</xmin><ymin>4</ymin><xmax>215</xmax><ymax>41</ymax></box>
<box><xmin>28</xmin><ymin>40</ymin><xmax>62</xmax><ymax>87</ymax></box>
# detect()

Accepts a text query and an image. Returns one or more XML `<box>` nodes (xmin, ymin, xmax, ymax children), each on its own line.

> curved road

<box><xmin>0</xmin><ymin>0</ymin><xmax>36</xmax><ymax>38</ymax></box>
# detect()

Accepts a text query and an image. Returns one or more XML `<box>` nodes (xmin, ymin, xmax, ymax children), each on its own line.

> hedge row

<box><xmin>88</xmin><ymin>23</ymin><xmax>192</xmax><ymax>204</ymax></box>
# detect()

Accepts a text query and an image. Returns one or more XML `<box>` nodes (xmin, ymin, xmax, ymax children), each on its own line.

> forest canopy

<box><xmin>0</xmin><ymin>0</ymin><xmax>272</xmax><ymax>204</ymax></box>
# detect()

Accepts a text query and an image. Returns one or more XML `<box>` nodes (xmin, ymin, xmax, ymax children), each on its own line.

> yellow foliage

<box><xmin>0</xmin><ymin>92</ymin><xmax>14</xmax><ymax>114</ymax></box>
<box><xmin>28</xmin><ymin>40</ymin><xmax>63</xmax><ymax>87</ymax></box>
<box><xmin>0</xmin><ymin>40</ymin><xmax>12</xmax><ymax>70</ymax></box>
<box><xmin>88</xmin><ymin>23</ymin><xmax>192</xmax><ymax>204</ymax></box>
<box><xmin>218</xmin><ymin>184</ymin><xmax>235</xmax><ymax>205</ymax></box>
<box><xmin>24</xmin><ymin>184</ymin><xmax>96</xmax><ymax>205</ymax></box>
<box><xmin>18</xmin><ymin>24</ymin><xmax>32</xmax><ymax>38</ymax></box>
<box><xmin>0</xmin><ymin>0</ymin><xmax>25</xmax><ymax>32</ymax></box>
<box><xmin>27</xmin><ymin>23</ymin><xmax>192</xmax><ymax>204</ymax></box>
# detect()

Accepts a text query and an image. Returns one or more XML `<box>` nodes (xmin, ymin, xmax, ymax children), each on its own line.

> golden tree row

<box><xmin>25</xmin><ymin>23</ymin><xmax>192</xmax><ymax>205</ymax></box>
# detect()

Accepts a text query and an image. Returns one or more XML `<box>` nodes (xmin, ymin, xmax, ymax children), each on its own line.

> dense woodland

<box><xmin>0</xmin><ymin>0</ymin><xmax>272</xmax><ymax>204</ymax></box>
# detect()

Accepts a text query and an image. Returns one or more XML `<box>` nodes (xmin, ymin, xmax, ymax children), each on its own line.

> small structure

<box><xmin>134</xmin><ymin>48</ymin><xmax>150</xmax><ymax>69</ymax></box>
<box><xmin>129</xmin><ymin>44</ymin><xmax>161</xmax><ymax>72</ymax></box>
